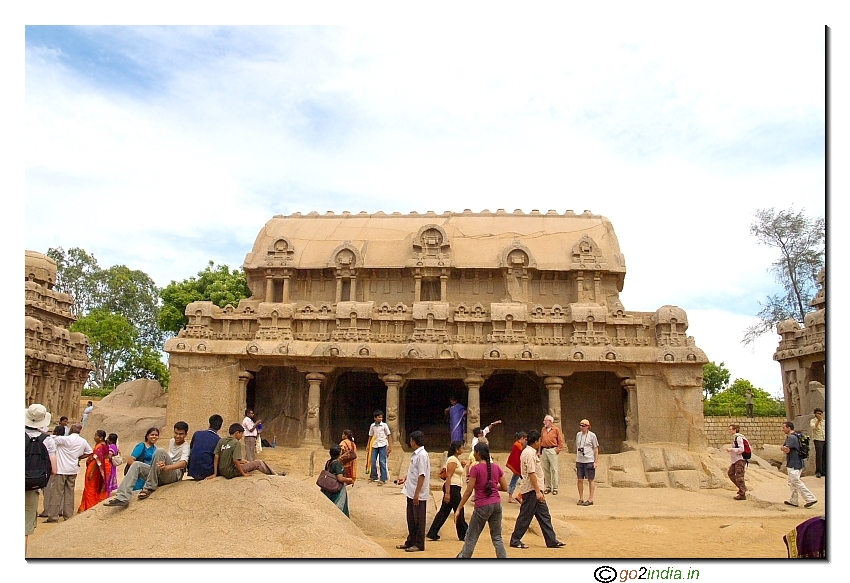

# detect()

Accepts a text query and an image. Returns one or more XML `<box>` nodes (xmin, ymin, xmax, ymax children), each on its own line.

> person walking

<box><xmin>539</xmin><ymin>414</ymin><xmax>564</xmax><ymax>495</ymax></box>
<box><xmin>426</xmin><ymin>440</ymin><xmax>468</xmax><ymax>542</ymax></box>
<box><xmin>509</xmin><ymin>430</ymin><xmax>565</xmax><ymax>549</ymax></box>
<box><xmin>505</xmin><ymin>431</ymin><xmax>527</xmax><ymax>503</ymax></box>
<box><xmin>575</xmin><ymin>418</ymin><xmax>600</xmax><ymax>506</ymax></box>
<box><xmin>725</xmin><ymin>423</ymin><xmax>748</xmax><ymax>500</ymax></box>
<box><xmin>455</xmin><ymin>442</ymin><xmax>508</xmax><ymax>558</ymax></box>
<box><xmin>781</xmin><ymin>421</ymin><xmax>817</xmax><ymax>508</ymax></box>
<box><xmin>395</xmin><ymin>430</ymin><xmax>430</xmax><ymax>553</ymax></box>
<box><xmin>810</xmin><ymin>408</ymin><xmax>825</xmax><ymax>478</ymax></box>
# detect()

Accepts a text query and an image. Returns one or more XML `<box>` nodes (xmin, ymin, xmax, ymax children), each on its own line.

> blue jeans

<box><xmin>370</xmin><ymin>445</ymin><xmax>388</xmax><ymax>482</ymax></box>
<box><xmin>456</xmin><ymin>502</ymin><xmax>507</xmax><ymax>558</ymax></box>
<box><xmin>508</xmin><ymin>473</ymin><xmax>521</xmax><ymax>495</ymax></box>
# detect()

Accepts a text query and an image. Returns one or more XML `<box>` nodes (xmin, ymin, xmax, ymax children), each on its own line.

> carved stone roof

<box><xmin>244</xmin><ymin>210</ymin><xmax>625</xmax><ymax>272</ymax></box>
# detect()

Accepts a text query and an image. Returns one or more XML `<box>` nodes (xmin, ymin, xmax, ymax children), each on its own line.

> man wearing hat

<box><xmin>575</xmin><ymin>418</ymin><xmax>599</xmax><ymax>506</ymax></box>
<box><xmin>25</xmin><ymin>404</ymin><xmax>57</xmax><ymax>554</ymax></box>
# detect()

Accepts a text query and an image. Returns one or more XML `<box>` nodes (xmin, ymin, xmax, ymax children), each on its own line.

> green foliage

<box><xmin>744</xmin><ymin>207</ymin><xmax>825</xmax><ymax>345</ymax></box>
<box><xmin>159</xmin><ymin>261</ymin><xmax>251</xmax><ymax>335</ymax></box>
<box><xmin>81</xmin><ymin>388</ymin><xmax>112</xmax><ymax>399</ymax></box>
<box><xmin>704</xmin><ymin>378</ymin><xmax>786</xmax><ymax>417</ymax></box>
<box><xmin>49</xmin><ymin>246</ymin><xmax>167</xmax><ymax>390</ymax></box>
<box><xmin>702</xmin><ymin>361</ymin><xmax>731</xmax><ymax>400</ymax></box>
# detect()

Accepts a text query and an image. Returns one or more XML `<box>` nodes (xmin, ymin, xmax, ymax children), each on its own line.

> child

<box><xmin>209</xmin><ymin>423</ymin><xmax>278</xmax><ymax>479</ymax></box>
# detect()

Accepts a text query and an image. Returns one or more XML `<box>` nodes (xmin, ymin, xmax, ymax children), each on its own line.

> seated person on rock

<box><xmin>209</xmin><ymin>423</ymin><xmax>277</xmax><ymax>479</ymax></box>
<box><xmin>106</xmin><ymin>421</ymin><xmax>191</xmax><ymax>507</ymax></box>
<box><xmin>187</xmin><ymin>414</ymin><xmax>224</xmax><ymax>480</ymax></box>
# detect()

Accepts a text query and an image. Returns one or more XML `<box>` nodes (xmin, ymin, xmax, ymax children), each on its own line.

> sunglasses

<box><xmin>580</xmin><ymin>424</ymin><xmax>589</xmax><ymax>427</ymax></box>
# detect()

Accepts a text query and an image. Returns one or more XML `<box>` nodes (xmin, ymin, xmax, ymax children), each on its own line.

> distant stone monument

<box><xmin>774</xmin><ymin>268</ymin><xmax>826</xmax><ymax>421</ymax></box>
<box><xmin>25</xmin><ymin>250</ymin><xmax>94</xmax><ymax>422</ymax></box>
<box><xmin>165</xmin><ymin>210</ymin><xmax>709</xmax><ymax>455</ymax></box>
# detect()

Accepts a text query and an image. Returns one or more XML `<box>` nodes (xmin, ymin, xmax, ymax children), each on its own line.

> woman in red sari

<box><xmin>78</xmin><ymin>429</ymin><xmax>112</xmax><ymax>512</ymax></box>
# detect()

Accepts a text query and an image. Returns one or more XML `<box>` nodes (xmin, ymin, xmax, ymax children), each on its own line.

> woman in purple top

<box><xmin>455</xmin><ymin>442</ymin><xmax>508</xmax><ymax>558</ymax></box>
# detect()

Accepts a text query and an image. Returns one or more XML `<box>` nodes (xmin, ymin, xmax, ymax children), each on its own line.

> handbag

<box><xmin>439</xmin><ymin>466</ymin><xmax>447</xmax><ymax>481</ymax></box>
<box><xmin>339</xmin><ymin>449</ymin><xmax>357</xmax><ymax>464</ymax></box>
<box><xmin>317</xmin><ymin>469</ymin><xmax>343</xmax><ymax>493</ymax></box>
<box><xmin>112</xmin><ymin>451</ymin><xmax>124</xmax><ymax>467</ymax></box>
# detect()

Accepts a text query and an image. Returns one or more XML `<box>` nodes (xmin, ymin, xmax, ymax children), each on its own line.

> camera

<box><xmin>578</xmin><ymin>447</ymin><xmax>585</xmax><ymax>455</ymax></box>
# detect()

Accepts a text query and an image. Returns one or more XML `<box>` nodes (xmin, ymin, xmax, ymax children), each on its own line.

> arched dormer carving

<box><xmin>570</xmin><ymin>235</ymin><xmax>608</xmax><ymax>270</ymax></box>
<box><xmin>413</xmin><ymin>224</ymin><xmax>451</xmax><ymax>256</ymax></box>
<box><xmin>266</xmin><ymin>236</ymin><xmax>295</xmax><ymax>264</ymax></box>
<box><xmin>327</xmin><ymin>241</ymin><xmax>362</xmax><ymax>271</ymax></box>
<box><xmin>500</xmin><ymin>240</ymin><xmax>536</xmax><ymax>269</ymax></box>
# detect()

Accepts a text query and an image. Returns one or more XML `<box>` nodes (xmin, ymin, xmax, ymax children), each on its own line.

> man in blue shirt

<box><xmin>187</xmin><ymin>414</ymin><xmax>223</xmax><ymax>480</ymax></box>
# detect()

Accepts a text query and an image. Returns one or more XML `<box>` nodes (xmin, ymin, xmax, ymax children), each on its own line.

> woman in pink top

<box><xmin>455</xmin><ymin>442</ymin><xmax>508</xmax><ymax>558</ymax></box>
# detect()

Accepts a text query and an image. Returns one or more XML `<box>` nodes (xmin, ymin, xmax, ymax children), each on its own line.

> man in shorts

<box><xmin>575</xmin><ymin>418</ymin><xmax>599</xmax><ymax>506</ymax></box>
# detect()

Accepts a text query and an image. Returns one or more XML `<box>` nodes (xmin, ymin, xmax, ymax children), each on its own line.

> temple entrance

<box><xmin>326</xmin><ymin>371</ymin><xmax>387</xmax><ymax>448</ymax></box>
<box><xmin>561</xmin><ymin>371</ymin><xmax>626</xmax><ymax>454</ymax></box>
<box><xmin>251</xmin><ymin>366</ymin><xmax>308</xmax><ymax>447</ymax></box>
<box><xmin>479</xmin><ymin>372</ymin><xmax>547</xmax><ymax>451</ymax></box>
<box><xmin>402</xmin><ymin>379</ymin><xmax>467</xmax><ymax>452</ymax></box>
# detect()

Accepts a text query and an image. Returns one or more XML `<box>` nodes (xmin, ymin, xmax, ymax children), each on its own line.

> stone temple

<box><xmin>25</xmin><ymin>251</ymin><xmax>93</xmax><ymax>421</ymax></box>
<box><xmin>164</xmin><ymin>210</ymin><xmax>709</xmax><ymax>457</ymax></box>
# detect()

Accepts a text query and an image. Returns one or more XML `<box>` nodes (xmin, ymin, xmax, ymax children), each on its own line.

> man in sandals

<box><xmin>575</xmin><ymin>418</ymin><xmax>599</xmax><ymax>506</ymax></box>
<box><xmin>106</xmin><ymin>421</ymin><xmax>191</xmax><ymax>507</ymax></box>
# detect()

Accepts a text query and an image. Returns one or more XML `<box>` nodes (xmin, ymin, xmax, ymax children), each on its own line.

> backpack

<box><xmin>794</xmin><ymin>432</ymin><xmax>810</xmax><ymax>460</ymax></box>
<box><xmin>735</xmin><ymin>434</ymin><xmax>752</xmax><ymax>462</ymax></box>
<box><xmin>25</xmin><ymin>432</ymin><xmax>51</xmax><ymax>491</ymax></box>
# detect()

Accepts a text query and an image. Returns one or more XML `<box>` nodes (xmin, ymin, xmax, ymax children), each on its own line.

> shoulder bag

<box><xmin>317</xmin><ymin>460</ymin><xmax>343</xmax><ymax>493</ymax></box>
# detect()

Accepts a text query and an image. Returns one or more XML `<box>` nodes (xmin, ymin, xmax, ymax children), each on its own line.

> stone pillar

<box><xmin>237</xmin><ymin>371</ymin><xmax>254</xmax><ymax>418</ymax></box>
<box><xmin>305</xmin><ymin>372</ymin><xmax>325</xmax><ymax>445</ymax></box>
<box><xmin>335</xmin><ymin>277</ymin><xmax>343</xmax><ymax>303</ymax></box>
<box><xmin>622</xmin><ymin>378</ymin><xmax>638</xmax><ymax>444</ymax></box>
<box><xmin>414</xmin><ymin>274</ymin><xmax>422</xmax><ymax>302</ymax></box>
<box><xmin>440</xmin><ymin>274</ymin><xmax>448</xmax><ymax>301</ymax></box>
<box><xmin>544</xmin><ymin>376</ymin><xmax>563</xmax><ymax>426</ymax></box>
<box><xmin>282</xmin><ymin>273</ymin><xmax>291</xmax><ymax>303</ymax></box>
<box><xmin>265</xmin><ymin>272</ymin><xmax>274</xmax><ymax>302</ymax></box>
<box><xmin>350</xmin><ymin>275</ymin><xmax>357</xmax><ymax>302</ymax></box>
<box><xmin>464</xmin><ymin>372</ymin><xmax>484</xmax><ymax>445</ymax></box>
<box><xmin>382</xmin><ymin>373</ymin><xmax>403</xmax><ymax>445</ymax></box>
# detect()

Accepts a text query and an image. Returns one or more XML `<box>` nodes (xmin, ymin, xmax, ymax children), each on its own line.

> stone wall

<box><xmin>704</xmin><ymin>416</ymin><xmax>787</xmax><ymax>451</ymax></box>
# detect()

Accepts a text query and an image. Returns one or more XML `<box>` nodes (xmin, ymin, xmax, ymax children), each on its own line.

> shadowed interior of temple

<box><xmin>402</xmin><ymin>379</ymin><xmax>467</xmax><ymax>452</ymax></box>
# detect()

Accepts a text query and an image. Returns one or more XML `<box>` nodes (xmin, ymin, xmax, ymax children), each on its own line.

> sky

<box><xmin>19</xmin><ymin>17</ymin><xmax>827</xmax><ymax>398</ymax></box>
<box><xmin>6</xmin><ymin>1</ymin><xmax>844</xmax><ymax>573</ymax></box>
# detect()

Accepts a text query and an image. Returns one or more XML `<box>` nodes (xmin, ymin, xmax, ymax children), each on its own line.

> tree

<box><xmin>704</xmin><ymin>378</ymin><xmax>785</xmax><ymax>417</ymax></box>
<box><xmin>159</xmin><ymin>261</ymin><xmax>251</xmax><ymax>335</ymax></box>
<box><xmin>47</xmin><ymin>247</ymin><xmax>102</xmax><ymax>316</ymax></box>
<box><xmin>48</xmin><ymin>247</ymin><xmax>168</xmax><ymax>390</ymax></box>
<box><xmin>743</xmin><ymin>207</ymin><xmax>825</xmax><ymax>345</ymax></box>
<box><xmin>70</xmin><ymin>310</ymin><xmax>138</xmax><ymax>390</ymax></box>
<box><xmin>702</xmin><ymin>361</ymin><xmax>730</xmax><ymax>400</ymax></box>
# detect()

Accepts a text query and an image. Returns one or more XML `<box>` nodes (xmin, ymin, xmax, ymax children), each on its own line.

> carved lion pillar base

<box><xmin>382</xmin><ymin>374</ymin><xmax>403</xmax><ymax>446</ymax></box>
<box><xmin>464</xmin><ymin>372</ymin><xmax>484</xmax><ymax>445</ymax></box>
<box><xmin>544</xmin><ymin>376</ymin><xmax>563</xmax><ymax>426</ymax></box>
<box><xmin>304</xmin><ymin>372</ymin><xmax>325</xmax><ymax>445</ymax></box>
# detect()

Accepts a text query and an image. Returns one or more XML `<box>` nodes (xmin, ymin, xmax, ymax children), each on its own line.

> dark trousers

<box><xmin>427</xmin><ymin>484</ymin><xmax>468</xmax><ymax>540</ymax></box>
<box><xmin>510</xmin><ymin>492</ymin><xmax>558</xmax><ymax>547</ymax></box>
<box><xmin>746</xmin><ymin>404</ymin><xmax>753</xmax><ymax>417</ymax></box>
<box><xmin>814</xmin><ymin>440</ymin><xmax>826</xmax><ymax>476</ymax></box>
<box><xmin>727</xmin><ymin>460</ymin><xmax>747</xmax><ymax>494</ymax></box>
<box><xmin>404</xmin><ymin>496</ymin><xmax>428</xmax><ymax>550</ymax></box>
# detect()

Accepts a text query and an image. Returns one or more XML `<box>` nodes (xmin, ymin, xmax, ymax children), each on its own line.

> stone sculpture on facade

<box><xmin>774</xmin><ymin>267</ymin><xmax>826</xmax><ymax>420</ymax></box>
<box><xmin>24</xmin><ymin>250</ymin><xmax>94</xmax><ymax>421</ymax></box>
<box><xmin>164</xmin><ymin>210</ymin><xmax>709</xmax><ymax>457</ymax></box>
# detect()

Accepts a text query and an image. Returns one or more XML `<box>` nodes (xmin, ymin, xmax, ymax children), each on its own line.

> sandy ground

<box><xmin>27</xmin><ymin>453</ymin><xmax>825</xmax><ymax>559</ymax></box>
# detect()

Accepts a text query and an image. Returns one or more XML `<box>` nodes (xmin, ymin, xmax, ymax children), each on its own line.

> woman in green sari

<box><xmin>323</xmin><ymin>444</ymin><xmax>354</xmax><ymax>517</ymax></box>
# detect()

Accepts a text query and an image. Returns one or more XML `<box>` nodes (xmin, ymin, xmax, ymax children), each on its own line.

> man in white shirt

<box><xmin>471</xmin><ymin>419</ymin><xmax>502</xmax><ymax>448</ymax></box>
<box><xmin>47</xmin><ymin>423</ymin><xmax>92</xmax><ymax>522</ymax></box>
<box><xmin>241</xmin><ymin>409</ymin><xmax>261</xmax><ymax>462</ymax></box>
<box><xmin>368</xmin><ymin>410</ymin><xmax>392</xmax><ymax>484</ymax></box>
<box><xmin>395</xmin><ymin>430</ymin><xmax>430</xmax><ymax>552</ymax></box>
<box><xmin>509</xmin><ymin>429</ymin><xmax>565</xmax><ymax>549</ymax></box>
<box><xmin>26</xmin><ymin>404</ymin><xmax>57</xmax><ymax>554</ymax></box>
<box><xmin>106</xmin><ymin>421</ymin><xmax>191</xmax><ymax>507</ymax></box>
